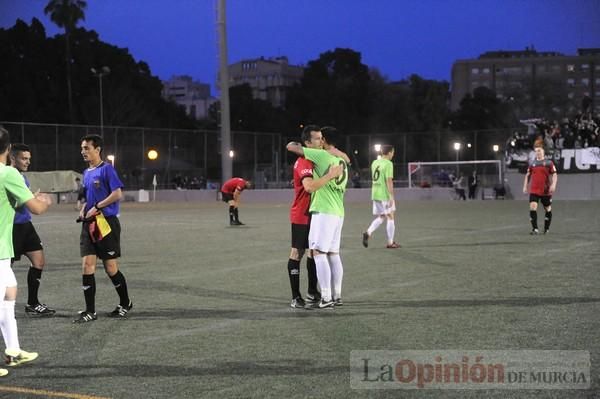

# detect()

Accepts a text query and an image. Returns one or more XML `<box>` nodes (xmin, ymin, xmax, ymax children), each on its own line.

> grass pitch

<box><xmin>3</xmin><ymin>199</ymin><xmax>599</xmax><ymax>398</ymax></box>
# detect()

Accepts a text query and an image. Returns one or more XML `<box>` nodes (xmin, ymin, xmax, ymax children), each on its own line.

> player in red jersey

<box><xmin>287</xmin><ymin>125</ymin><xmax>342</xmax><ymax>308</ymax></box>
<box><xmin>523</xmin><ymin>146</ymin><xmax>558</xmax><ymax>235</ymax></box>
<box><xmin>221</xmin><ymin>177</ymin><xmax>251</xmax><ymax>226</ymax></box>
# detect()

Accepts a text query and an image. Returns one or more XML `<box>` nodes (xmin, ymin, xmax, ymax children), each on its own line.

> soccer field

<box><xmin>2</xmin><ymin>200</ymin><xmax>599</xmax><ymax>399</ymax></box>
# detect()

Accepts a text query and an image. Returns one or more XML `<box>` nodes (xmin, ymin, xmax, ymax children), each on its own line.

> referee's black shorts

<box><xmin>291</xmin><ymin>223</ymin><xmax>310</xmax><ymax>250</ymax></box>
<box><xmin>80</xmin><ymin>216</ymin><xmax>122</xmax><ymax>260</ymax></box>
<box><xmin>12</xmin><ymin>221</ymin><xmax>43</xmax><ymax>261</ymax></box>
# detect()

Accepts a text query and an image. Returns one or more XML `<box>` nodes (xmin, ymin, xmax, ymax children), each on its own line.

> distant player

<box><xmin>9</xmin><ymin>144</ymin><xmax>56</xmax><ymax>316</ymax></box>
<box><xmin>523</xmin><ymin>145</ymin><xmax>557</xmax><ymax>234</ymax></box>
<box><xmin>287</xmin><ymin>125</ymin><xmax>342</xmax><ymax>308</ymax></box>
<box><xmin>362</xmin><ymin>144</ymin><xmax>400</xmax><ymax>249</ymax></box>
<box><xmin>287</xmin><ymin>127</ymin><xmax>349</xmax><ymax>308</ymax></box>
<box><xmin>221</xmin><ymin>177</ymin><xmax>251</xmax><ymax>226</ymax></box>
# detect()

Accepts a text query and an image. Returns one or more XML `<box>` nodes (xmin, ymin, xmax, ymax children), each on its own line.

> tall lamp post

<box><xmin>453</xmin><ymin>142</ymin><xmax>461</xmax><ymax>175</ymax></box>
<box><xmin>91</xmin><ymin>66</ymin><xmax>110</xmax><ymax>137</ymax></box>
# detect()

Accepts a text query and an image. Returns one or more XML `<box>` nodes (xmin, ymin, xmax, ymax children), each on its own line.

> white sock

<box><xmin>314</xmin><ymin>254</ymin><xmax>331</xmax><ymax>301</ymax></box>
<box><xmin>0</xmin><ymin>300</ymin><xmax>20</xmax><ymax>351</ymax></box>
<box><xmin>367</xmin><ymin>217</ymin><xmax>383</xmax><ymax>236</ymax></box>
<box><xmin>328</xmin><ymin>254</ymin><xmax>343</xmax><ymax>299</ymax></box>
<box><xmin>386</xmin><ymin>219</ymin><xmax>396</xmax><ymax>244</ymax></box>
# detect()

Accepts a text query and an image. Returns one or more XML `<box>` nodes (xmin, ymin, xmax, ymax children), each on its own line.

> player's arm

<box><xmin>327</xmin><ymin>147</ymin><xmax>350</xmax><ymax>164</ymax></box>
<box><xmin>86</xmin><ymin>188</ymin><xmax>122</xmax><ymax>218</ymax></box>
<box><xmin>302</xmin><ymin>165</ymin><xmax>343</xmax><ymax>193</ymax></box>
<box><xmin>24</xmin><ymin>192</ymin><xmax>52</xmax><ymax>215</ymax></box>
<box><xmin>386</xmin><ymin>177</ymin><xmax>395</xmax><ymax>202</ymax></box>
<box><xmin>522</xmin><ymin>170</ymin><xmax>530</xmax><ymax>194</ymax></box>
<box><xmin>233</xmin><ymin>187</ymin><xmax>242</xmax><ymax>202</ymax></box>
<box><xmin>549</xmin><ymin>171</ymin><xmax>557</xmax><ymax>194</ymax></box>
<box><xmin>286</xmin><ymin>142</ymin><xmax>305</xmax><ymax>157</ymax></box>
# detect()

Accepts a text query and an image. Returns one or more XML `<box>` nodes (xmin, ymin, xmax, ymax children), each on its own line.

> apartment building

<box><xmin>162</xmin><ymin>75</ymin><xmax>216</xmax><ymax>120</ymax></box>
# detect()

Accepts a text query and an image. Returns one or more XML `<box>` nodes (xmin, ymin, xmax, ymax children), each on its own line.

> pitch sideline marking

<box><xmin>0</xmin><ymin>385</ymin><xmax>111</xmax><ymax>399</ymax></box>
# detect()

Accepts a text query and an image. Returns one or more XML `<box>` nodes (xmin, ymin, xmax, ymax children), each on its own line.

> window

<box><xmin>567</xmin><ymin>78</ymin><xmax>575</xmax><ymax>87</ymax></box>
<box><xmin>581</xmin><ymin>64</ymin><xmax>590</xmax><ymax>71</ymax></box>
<box><xmin>568</xmin><ymin>92</ymin><xmax>574</xmax><ymax>99</ymax></box>
<box><xmin>567</xmin><ymin>64</ymin><xmax>575</xmax><ymax>72</ymax></box>
<box><xmin>581</xmin><ymin>78</ymin><xmax>590</xmax><ymax>86</ymax></box>
<box><xmin>471</xmin><ymin>67</ymin><xmax>480</xmax><ymax>74</ymax></box>
<box><xmin>482</xmin><ymin>68</ymin><xmax>490</xmax><ymax>74</ymax></box>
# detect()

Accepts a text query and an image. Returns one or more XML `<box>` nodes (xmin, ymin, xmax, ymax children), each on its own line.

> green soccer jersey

<box><xmin>0</xmin><ymin>163</ymin><xmax>34</xmax><ymax>259</ymax></box>
<box><xmin>303</xmin><ymin>147</ymin><xmax>348</xmax><ymax>217</ymax></box>
<box><xmin>371</xmin><ymin>158</ymin><xmax>394</xmax><ymax>201</ymax></box>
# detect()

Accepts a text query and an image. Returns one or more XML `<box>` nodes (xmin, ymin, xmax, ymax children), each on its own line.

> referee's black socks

<box><xmin>82</xmin><ymin>274</ymin><xmax>96</xmax><ymax>313</ymax></box>
<box><xmin>110</xmin><ymin>270</ymin><xmax>130</xmax><ymax>307</ymax></box>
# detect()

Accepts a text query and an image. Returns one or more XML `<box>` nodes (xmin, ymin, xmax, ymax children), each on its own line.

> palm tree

<box><xmin>44</xmin><ymin>0</ymin><xmax>87</xmax><ymax>123</ymax></box>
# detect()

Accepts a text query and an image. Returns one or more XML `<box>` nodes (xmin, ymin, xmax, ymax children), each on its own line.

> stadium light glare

<box><xmin>147</xmin><ymin>149</ymin><xmax>158</xmax><ymax>160</ymax></box>
<box><xmin>467</xmin><ymin>143</ymin><xmax>472</xmax><ymax>148</ymax></box>
<box><xmin>453</xmin><ymin>142</ymin><xmax>461</xmax><ymax>151</ymax></box>
<box><xmin>229</xmin><ymin>150</ymin><xmax>235</xmax><ymax>158</ymax></box>
<box><xmin>374</xmin><ymin>144</ymin><xmax>381</xmax><ymax>152</ymax></box>
<box><xmin>493</xmin><ymin>144</ymin><xmax>500</xmax><ymax>152</ymax></box>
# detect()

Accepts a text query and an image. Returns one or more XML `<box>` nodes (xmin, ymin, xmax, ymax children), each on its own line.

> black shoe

<box><xmin>530</xmin><ymin>228</ymin><xmax>539</xmax><ymax>235</ymax></box>
<box><xmin>362</xmin><ymin>232</ymin><xmax>369</xmax><ymax>248</ymax></box>
<box><xmin>290</xmin><ymin>297</ymin><xmax>306</xmax><ymax>308</ymax></box>
<box><xmin>543</xmin><ymin>229</ymin><xmax>549</xmax><ymax>234</ymax></box>
<box><xmin>25</xmin><ymin>303</ymin><xmax>56</xmax><ymax>317</ymax></box>
<box><xmin>73</xmin><ymin>310</ymin><xmax>97</xmax><ymax>323</ymax></box>
<box><xmin>107</xmin><ymin>301</ymin><xmax>133</xmax><ymax>318</ymax></box>
<box><xmin>230</xmin><ymin>220</ymin><xmax>244</xmax><ymax>226</ymax></box>
<box><xmin>333</xmin><ymin>298</ymin><xmax>343</xmax><ymax>306</ymax></box>
<box><xmin>306</xmin><ymin>293</ymin><xmax>321</xmax><ymax>304</ymax></box>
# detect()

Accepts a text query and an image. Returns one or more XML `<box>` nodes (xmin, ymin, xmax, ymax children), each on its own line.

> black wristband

<box><xmin>94</xmin><ymin>202</ymin><xmax>103</xmax><ymax>210</ymax></box>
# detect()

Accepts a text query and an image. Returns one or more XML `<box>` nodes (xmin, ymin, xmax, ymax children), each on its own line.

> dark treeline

<box><xmin>0</xmin><ymin>17</ymin><xmax>517</xmax><ymax>135</ymax></box>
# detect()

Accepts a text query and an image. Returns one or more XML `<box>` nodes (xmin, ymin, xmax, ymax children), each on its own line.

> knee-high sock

<box><xmin>367</xmin><ymin>217</ymin><xmax>383</xmax><ymax>236</ymax></box>
<box><xmin>109</xmin><ymin>271</ymin><xmax>130</xmax><ymax>307</ymax></box>
<box><xmin>27</xmin><ymin>267</ymin><xmax>42</xmax><ymax>306</ymax></box>
<box><xmin>386</xmin><ymin>219</ymin><xmax>396</xmax><ymax>244</ymax></box>
<box><xmin>287</xmin><ymin>259</ymin><xmax>300</xmax><ymax>299</ymax></box>
<box><xmin>306</xmin><ymin>257</ymin><xmax>318</xmax><ymax>296</ymax></box>
<box><xmin>229</xmin><ymin>206</ymin><xmax>235</xmax><ymax>222</ymax></box>
<box><xmin>529</xmin><ymin>210</ymin><xmax>538</xmax><ymax>229</ymax></box>
<box><xmin>0</xmin><ymin>300</ymin><xmax>20</xmax><ymax>351</ymax></box>
<box><xmin>82</xmin><ymin>274</ymin><xmax>96</xmax><ymax>313</ymax></box>
<box><xmin>328</xmin><ymin>254</ymin><xmax>343</xmax><ymax>300</ymax></box>
<box><xmin>544</xmin><ymin>211</ymin><xmax>552</xmax><ymax>231</ymax></box>
<box><xmin>314</xmin><ymin>254</ymin><xmax>331</xmax><ymax>301</ymax></box>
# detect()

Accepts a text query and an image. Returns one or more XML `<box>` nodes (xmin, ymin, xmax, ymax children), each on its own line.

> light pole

<box><xmin>91</xmin><ymin>66</ymin><xmax>110</xmax><ymax>137</ymax></box>
<box><xmin>453</xmin><ymin>142</ymin><xmax>461</xmax><ymax>175</ymax></box>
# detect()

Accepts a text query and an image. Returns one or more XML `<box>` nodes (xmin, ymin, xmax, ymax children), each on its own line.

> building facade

<box><xmin>226</xmin><ymin>56</ymin><xmax>304</xmax><ymax>109</ymax></box>
<box><xmin>162</xmin><ymin>75</ymin><xmax>216</xmax><ymax>120</ymax></box>
<box><xmin>451</xmin><ymin>48</ymin><xmax>600</xmax><ymax>116</ymax></box>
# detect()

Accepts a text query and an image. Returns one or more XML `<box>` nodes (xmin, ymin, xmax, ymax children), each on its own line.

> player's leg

<box><xmin>305</xmin><ymin>250</ymin><xmax>320</xmax><ymax>303</ymax></box>
<box><xmin>309</xmin><ymin>215</ymin><xmax>334</xmax><ymax>308</ymax></box>
<box><xmin>23</xmin><ymin>249</ymin><xmax>55</xmax><ymax>315</ymax></box>
<box><xmin>103</xmin><ymin>259</ymin><xmax>132</xmax><ymax>317</ymax></box>
<box><xmin>328</xmin><ymin>215</ymin><xmax>344</xmax><ymax>306</ymax></box>
<box><xmin>74</xmin><ymin>224</ymin><xmax>99</xmax><ymax>323</ymax></box>
<box><xmin>363</xmin><ymin>202</ymin><xmax>385</xmax><ymax>247</ymax></box>
<box><xmin>385</xmin><ymin>212</ymin><xmax>400</xmax><ymax>248</ymax></box>
<box><xmin>529</xmin><ymin>196</ymin><xmax>539</xmax><ymax>234</ymax></box>
<box><xmin>288</xmin><ymin>247</ymin><xmax>304</xmax><ymax>308</ymax></box>
<box><xmin>542</xmin><ymin>197</ymin><xmax>553</xmax><ymax>233</ymax></box>
<box><xmin>0</xmin><ymin>260</ymin><xmax>38</xmax><ymax>367</ymax></box>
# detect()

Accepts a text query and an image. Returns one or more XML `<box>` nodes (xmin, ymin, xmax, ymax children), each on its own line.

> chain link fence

<box><xmin>1</xmin><ymin>121</ymin><xmax>519</xmax><ymax>189</ymax></box>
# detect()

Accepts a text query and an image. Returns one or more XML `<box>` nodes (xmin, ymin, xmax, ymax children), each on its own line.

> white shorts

<box><xmin>0</xmin><ymin>258</ymin><xmax>17</xmax><ymax>300</ymax></box>
<box><xmin>372</xmin><ymin>200</ymin><xmax>396</xmax><ymax>215</ymax></box>
<box><xmin>309</xmin><ymin>213</ymin><xmax>344</xmax><ymax>253</ymax></box>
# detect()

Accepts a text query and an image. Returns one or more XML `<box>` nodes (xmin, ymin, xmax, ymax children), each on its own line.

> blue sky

<box><xmin>1</xmin><ymin>0</ymin><xmax>599</xmax><ymax>94</ymax></box>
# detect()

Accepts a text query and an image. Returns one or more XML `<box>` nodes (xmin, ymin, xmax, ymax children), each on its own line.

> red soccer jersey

<box><xmin>528</xmin><ymin>159</ymin><xmax>556</xmax><ymax>196</ymax></box>
<box><xmin>221</xmin><ymin>177</ymin><xmax>247</xmax><ymax>194</ymax></box>
<box><xmin>290</xmin><ymin>157</ymin><xmax>313</xmax><ymax>225</ymax></box>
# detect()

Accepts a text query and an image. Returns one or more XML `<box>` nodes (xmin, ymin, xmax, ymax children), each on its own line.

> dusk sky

<box><xmin>1</xmin><ymin>0</ymin><xmax>599</xmax><ymax>95</ymax></box>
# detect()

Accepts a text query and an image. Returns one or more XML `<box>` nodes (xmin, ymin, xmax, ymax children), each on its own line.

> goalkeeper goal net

<box><xmin>408</xmin><ymin>160</ymin><xmax>503</xmax><ymax>197</ymax></box>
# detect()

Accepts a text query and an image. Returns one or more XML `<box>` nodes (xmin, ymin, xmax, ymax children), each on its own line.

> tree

<box><xmin>44</xmin><ymin>0</ymin><xmax>87</xmax><ymax>123</ymax></box>
<box><xmin>451</xmin><ymin>86</ymin><xmax>511</xmax><ymax>131</ymax></box>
